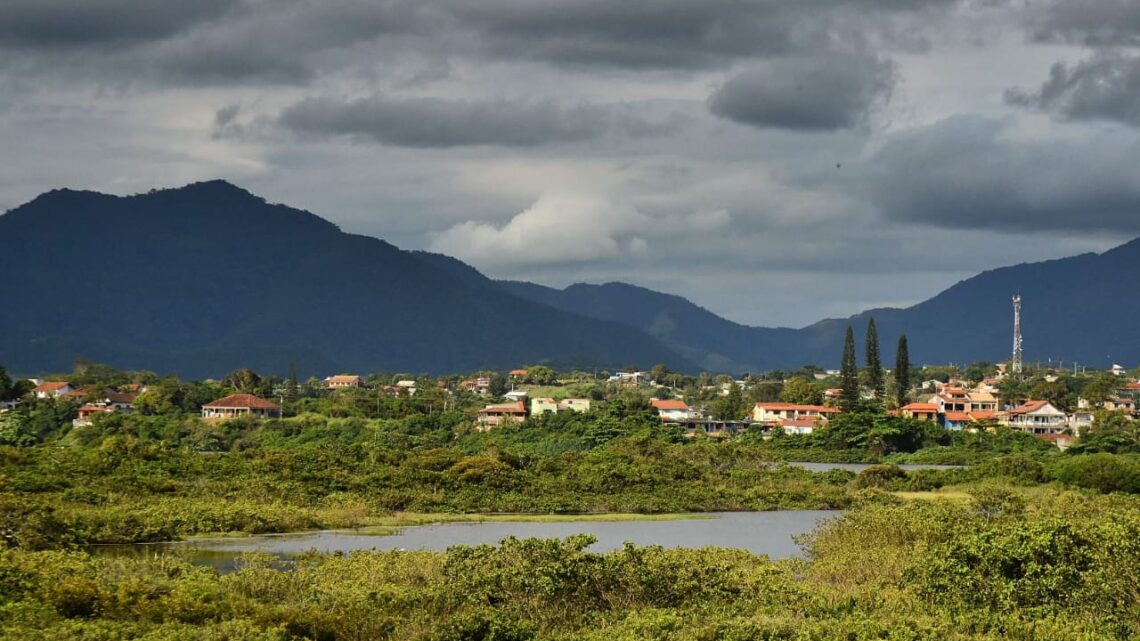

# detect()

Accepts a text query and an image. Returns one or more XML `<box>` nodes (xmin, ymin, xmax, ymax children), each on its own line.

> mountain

<box><xmin>496</xmin><ymin>242</ymin><xmax>1140</xmax><ymax>372</ymax></box>
<box><xmin>0</xmin><ymin>181</ymin><xmax>695</xmax><ymax>377</ymax></box>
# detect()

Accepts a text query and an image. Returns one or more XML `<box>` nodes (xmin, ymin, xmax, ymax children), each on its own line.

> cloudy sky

<box><xmin>2</xmin><ymin>0</ymin><xmax>1138</xmax><ymax>327</ymax></box>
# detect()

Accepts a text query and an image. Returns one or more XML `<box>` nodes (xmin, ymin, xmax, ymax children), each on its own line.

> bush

<box><xmin>853</xmin><ymin>465</ymin><xmax>907</xmax><ymax>490</ymax></box>
<box><xmin>1049</xmin><ymin>454</ymin><xmax>1140</xmax><ymax>494</ymax></box>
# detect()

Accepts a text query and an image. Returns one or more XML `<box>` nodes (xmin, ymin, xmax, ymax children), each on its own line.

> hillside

<box><xmin>497</xmin><ymin>241</ymin><xmax>1140</xmax><ymax>371</ymax></box>
<box><xmin>0</xmin><ymin>181</ymin><xmax>693</xmax><ymax>377</ymax></box>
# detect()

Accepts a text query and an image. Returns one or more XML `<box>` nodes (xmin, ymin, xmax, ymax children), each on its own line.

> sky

<box><xmin>1</xmin><ymin>0</ymin><xmax>1139</xmax><ymax>327</ymax></box>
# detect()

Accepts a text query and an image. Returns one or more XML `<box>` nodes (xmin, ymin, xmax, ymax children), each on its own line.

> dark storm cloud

<box><xmin>1006</xmin><ymin>52</ymin><xmax>1140</xmax><ymax>127</ymax></box>
<box><xmin>708</xmin><ymin>51</ymin><xmax>896</xmax><ymax>131</ymax></box>
<box><xmin>863</xmin><ymin>116</ymin><xmax>1140</xmax><ymax>233</ymax></box>
<box><xmin>278</xmin><ymin>95</ymin><xmax>674</xmax><ymax>148</ymax></box>
<box><xmin>450</xmin><ymin>0</ymin><xmax>961</xmax><ymax>69</ymax></box>
<box><xmin>1027</xmin><ymin>0</ymin><xmax>1140</xmax><ymax>47</ymax></box>
<box><xmin>0</xmin><ymin>0</ymin><xmax>236</xmax><ymax>48</ymax></box>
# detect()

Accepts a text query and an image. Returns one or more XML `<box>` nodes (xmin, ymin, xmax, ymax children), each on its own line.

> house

<box><xmin>899</xmin><ymin>402</ymin><xmax>939</xmax><ymax>422</ymax></box>
<box><xmin>1001</xmin><ymin>400</ymin><xmax>1069</xmax><ymax>435</ymax></box>
<box><xmin>0</xmin><ymin>400</ymin><xmax>18</xmax><ymax>412</ymax></box>
<box><xmin>609</xmin><ymin>371</ymin><xmax>650</xmax><ymax>387</ymax></box>
<box><xmin>1104</xmin><ymin>397</ymin><xmax>1136</xmax><ymax>413</ymax></box>
<box><xmin>395</xmin><ymin>380</ymin><xmax>417</xmax><ymax>394</ymax></box>
<box><xmin>460</xmin><ymin>377</ymin><xmax>491</xmax><ymax>394</ymax></box>
<box><xmin>476</xmin><ymin>402</ymin><xmax>527</xmax><ymax>430</ymax></box>
<box><xmin>531</xmin><ymin>398</ymin><xmax>559</xmax><ymax>415</ymax></box>
<box><xmin>751</xmin><ymin>403</ymin><xmax>839</xmax><ymax>425</ymax></box>
<box><xmin>201</xmin><ymin>394</ymin><xmax>282</xmax><ymax>420</ymax></box>
<box><xmin>679</xmin><ymin>419</ymin><xmax>746</xmax><ymax>438</ymax></box>
<box><xmin>509</xmin><ymin>369</ymin><xmax>529</xmax><ymax>378</ymax></box>
<box><xmin>651</xmin><ymin>399</ymin><xmax>691</xmax><ymax>422</ymax></box>
<box><xmin>822</xmin><ymin>388</ymin><xmax>843</xmax><ymax>402</ymax></box>
<box><xmin>558</xmin><ymin>398</ymin><xmax>591</xmax><ymax>413</ymax></box>
<box><xmin>32</xmin><ymin>381</ymin><xmax>71</xmax><ymax>398</ymax></box>
<box><xmin>1112</xmin><ymin>364</ymin><xmax>1127</xmax><ymax>376</ymax></box>
<box><xmin>780</xmin><ymin>417</ymin><xmax>820</xmax><ymax>435</ymax></box>
<box><xmin>323</xmin><ymin>375</ymin><xmax>362</xmax><ymax>389</ymax></box>
<box><xmin>966</xmin><ymin>391</ymin><xmax>998</xmax><ymax>412</ymax></box>
<box><xmin>930</xmin><ymin>387</ymin><xmax>970</xmax><ymax>413</ymax></box>
<box><xmin>504</xmin><ymin>390</ymin><xmax>528</xmax><ymax>402</ymax></box>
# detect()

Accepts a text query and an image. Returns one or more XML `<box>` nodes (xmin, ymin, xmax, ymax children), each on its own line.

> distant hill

<box><xmin>0</xmin><ymin>181</ymin><xmax>694</xmax><ymax>377</ymax></box>
<box><xmin>496</xmin><ymin>243</ymin><xmax>1140</xmax><ymax>372</ymax></box>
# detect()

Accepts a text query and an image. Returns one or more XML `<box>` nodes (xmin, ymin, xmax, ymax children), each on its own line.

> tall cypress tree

<box><xmin>865</xmin><ymin>318</ymin><xmax>884</xmax><ymax>400</ymax></box>
<box><xmin>895</xmin><ymin>335</ymin><xmax>910</xmax><ymax>408</ymax></box>
<box><xmin>840</xmin><ymin>326</ymin><xmax>860</xmax><ymax>412</ymax></box>
<box><xmin>286</xmin><ymin>361</ymin><xmax>299</xmax><ymax>403</ymax></box>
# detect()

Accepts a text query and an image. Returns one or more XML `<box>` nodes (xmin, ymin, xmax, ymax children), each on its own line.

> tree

<box><xmin>839</xmin><ymin>326</ymin><xmax>860</xmax><ymax>412</ymax></box>
<box><xmin>865</xmin><ymin>318</ymin><xmax>884</xmax><ymax>401</ymax></box>
<box><xmin>895</xmin><ymin>335</ymin><xmax>910</xmax><ymax>408</ymax></box>
<box><xmin>779</xmin><ymin>377</ymin><xmax>821</xmax><ymax>405</ymax></box>
<box><xmin>488</xmin><ymin>374</ymin><xmax>508</xmax><ymax>398</ymax></box>
<box><xmin>650</xmin><ymin>364</ymin><xmax>670</xmax><ymax>384</ymax></box>
<box><xmin>526</xmin><ymin>366</ymin><xmax>557</xmax><ymax>385</ymax></box>
<box><xmin>0</xmin><ymin>365</ymin><xmax>14</xmax><ymax>401</ymax></box>
<box><xmin>286</xmin><ymin>362</ymin><xmax>299</xmax><ymax>403</ymax></box>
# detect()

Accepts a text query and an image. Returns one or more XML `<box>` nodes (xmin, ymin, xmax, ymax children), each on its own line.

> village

<box><xmin>6</xmin><ymin>356</ymin><xmax>1138</xmax><ymax>451</ymax></box>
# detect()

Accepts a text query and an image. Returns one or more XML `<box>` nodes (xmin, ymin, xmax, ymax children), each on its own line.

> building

<box><xmin>201</xmin><ymin>394</ymin><xmax>282</xmax><ymax>420</ymax></box>
<box><xmin>32</xmin><ymin>381</ymin><xmax>71</xmax><ymax>398</ymax></box>
<box><xmin>780</xmin><ymin>417</ymin><xmax>819</xmax><ymax>435</ymax></box>
<box><xmin>1112</xmin><ymin>364</ymin><xmax>1127</xmax><ymax>376</ymax></box>
<box><xmin>559</xmin><ymin>398</ymin><xmax>591</xmax><ymax>413</ymax></box>
<box><xmin>531</xmin><ymin>397</ymin><xmax>559</xmax><ymax>415</ymax></box>
<box><xmin>651</xmin><ymin>399</ymin><xmax>691</xmax><ymax>422</ymax></box>
<box><xmin>899</xmin><ymin>402</ymin><xmax>939</xmax><ymax>422</ymax></box>
<box><xmin>323</xmin><ymin>375</ymin><xmax>362</xmax><ymax>389</ymax></box>
<box><xmin>476</xmin><ymin>402</ymin><xmax>527</xmax><ymax>430</ymax></box>
<box><xmin>751</xmin><ymin>403</ymin><xmax>839</xmax><ymax>425</ymax></box>
<box><xmin>1001</xmin><ymin>400</ymin><xmax>1069</xmax><ymax>435</ymax></box>
<box><xmin>609</xmin><ymin>371</ymin><xmax>650</xmax><ymax>386</ymax></box>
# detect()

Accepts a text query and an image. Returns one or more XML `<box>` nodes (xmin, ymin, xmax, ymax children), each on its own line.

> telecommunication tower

<box><xmin>1011</xmin><ymin>294</ymin><xmax>1023</xmax><ymax>374</ymax></box>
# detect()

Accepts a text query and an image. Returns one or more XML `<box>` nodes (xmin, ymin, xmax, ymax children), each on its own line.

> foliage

<box><xmin>839</xmin><ymin>326</ymin><xmax>860</xmax><ymax>412</ymax></box>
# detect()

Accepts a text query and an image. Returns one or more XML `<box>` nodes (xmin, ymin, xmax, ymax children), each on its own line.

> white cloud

<box><xmin>428</xmin><ymin>193</ymin><xmax>653</xmax><ymax>267</ymax></box>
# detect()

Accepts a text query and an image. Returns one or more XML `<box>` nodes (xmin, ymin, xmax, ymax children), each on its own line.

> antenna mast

<box><xmin>1011</xmin><ymin>293</ymin><xmax>1023</xmax><ymax>374</ymax></box>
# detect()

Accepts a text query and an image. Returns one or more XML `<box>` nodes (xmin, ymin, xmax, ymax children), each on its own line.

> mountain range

<box><xmin>1</xmin><ymin>180</ymin><xmax>1136</xmax><ymax>377</ymax></box>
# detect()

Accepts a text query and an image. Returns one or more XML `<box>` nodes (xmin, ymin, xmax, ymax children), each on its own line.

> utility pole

<box><xmin>1011</xmin><ymin>293</ymin><xmax>1023</xmax><ymax>375</ymax></box>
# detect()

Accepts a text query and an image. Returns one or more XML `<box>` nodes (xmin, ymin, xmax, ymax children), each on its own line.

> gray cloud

<box><xmin>0</xmin><ymin>0</ymin><xmax>236</xmax><ymax>48</ymax></box>
<box><xmin>1027</xmin><ymin>0</ymin><xmax>1140</xmax><ymax>47</ymax></box>
<box><xmin>708</xmin><ymin>51</ymin><xmax>896</xmax><ymax>131</ymax></box>
<box><xmin>278</xmin><ymin>95</ymin><xmax>677</xmax><ymax>148</ymax></box>
<box><xmin>863</xmin><ymin>115</ymin><xmax>1140</xmax><ymax>233</ymax></box>
<box><xmin>1006</xmin><ymin>52</ymin><xmax>1140</xmax><ymax>127</ymax></box>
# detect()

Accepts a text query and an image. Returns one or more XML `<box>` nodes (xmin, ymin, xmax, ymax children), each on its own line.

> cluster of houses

<box><xmin>8</xmin><ymin>367</ymin><xmax>1140</xmax><ymax>451</ymax></box>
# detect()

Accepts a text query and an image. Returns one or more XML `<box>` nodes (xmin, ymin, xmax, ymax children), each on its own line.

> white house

<box><xmin>1001</xmin><ymin>400</ymin><xmax>1069</xmax><ymax>435</ymax></box>
<box><xmin>32</xmin><ymin>381</ymin><xmax>72</xmax><ymax>398</ymax></box>
<box><xmin>651</xmin><ymin>399</ymin><xmax>691</xmax><ymax>422</ymax></box>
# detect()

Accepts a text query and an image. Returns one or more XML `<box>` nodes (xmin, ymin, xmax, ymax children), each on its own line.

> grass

<box><xmin>891</xmin><ymin>490</ymin><xmax>972</xmax><ymax>503</ymax></box>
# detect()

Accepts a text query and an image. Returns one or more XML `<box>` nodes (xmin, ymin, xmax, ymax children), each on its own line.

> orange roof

<box><xmin>781</xmin><ymin>418</ymin><xmax>819</xmax><ymax>428</ymax></box>
<box><xmin>944</xmin><ymin>412</ymin><xmax>972</xmax><ymax>422</ymax></box>
<box><xmin>651</xmin><ymin>399</ymin><xmax>689</xmax><ymax>410</ymax></box>
<box><xmin>755</xmin><ymin>403</ymin><xmax>839</xmax><ymax>413</ymax></box>
<box><xmin>1006</xmin><ymin>400</ymin><xmax>1052</xmax><ymax>416</ymax></box>
<box><xmin>970</xmin><ymin>411</ymin><xmax>999</xmax><ymax>421</ymax></box>
<box><xmin>901</xmin><ymin>402</ymin><xmax>938</xmax><ymax>412</ymax></box>
<box><xmin>509</xmin><ymin>369</ymin><xmax>529</xmax><ymax>377</ymax></box>
<box><xmin>202</xmin><ymin>393</ymin><xmax>280</xmax><ymax>410</ymax></box>
<box><xmin>32</xmin><ymin>381</ymin><xmax>69</xmax><ymax>393</ymax></box>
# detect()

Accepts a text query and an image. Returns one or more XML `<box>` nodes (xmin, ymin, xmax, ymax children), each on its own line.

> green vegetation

<box><xmin>0</xmin><ymin>489</ymin><xmax>1137</xmax><ymax>640</ymax></box>
<box><xmin>3</xmin><ymin>361</ymin><xmax>1140</xmax><ymax>638</ymax></box>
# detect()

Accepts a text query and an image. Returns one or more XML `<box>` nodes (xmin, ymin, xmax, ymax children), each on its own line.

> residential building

<box><xmin>395</xmin><ymin>380</ymin><xmax>417</xmax><ymax>394</ymax></box>
<box><xmin>32</xmin><ymin>381</ymin><xmax>71</xmax><ymax>398</ymax></box>
<box><xmin>504</xmin><ymin>390</ymin><xmax>528</xmax><ymax>402</ymax></box>
<box><xmin>558</xmin><ymin>398</ymin><xmax>591</xmax><ymax>413</ymax></box>
<box><xmin>780</xmin><ymin>417</ymin><xmax>819</xmax><ymax>435</ymax></box>
<box><xmin>1112</xmin><ymin>364</ymin><xmax>1127</xmax><ymax>376</ymax></box>
<box><xmin>323</xmin><ymin>375</ymin><xmax>362</xmax><ymax>389</ymax></box>
<box><xmin>609</xmin><ymin>371</ymin><xmax>650</xmax><ymax>386</ymax></box>
<box><xmin>476</xmin><ymin>402</ymin><xmax>526</xmax><ymax>430</ymax></box>
<box><xmin>899</xmin><ymin>402</ymin><xmax>939</xmax><ymax>422</ymax></box>
<box><xmin>651</xmin><ymin>399</ymin><xmax>691</xmax><ymax>422</ymax></box>
<box><xmin>1001</xmin><ymin>400</ymin><xmax>1069</xmax><ymax>435</ymax></box>
<box><xmin>751</xmin><ymin>403</ymin><xmax>839</xmax><ymax>425</ymax></box>
<box><xmin>201</xmin><ymin>394</ymin><xmax>282</xmax><ymax>420</ymax></box>
<box><xmin>531</xmin><ymin>397</ymin><xmax>558</xmax><ymax>415</ymax></box>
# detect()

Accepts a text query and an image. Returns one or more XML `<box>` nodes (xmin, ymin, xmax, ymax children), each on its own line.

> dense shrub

<box><xmin>1049</xmin><ymin>453</ymin><xmax>1140</xmax><ymax>493</ymax></box>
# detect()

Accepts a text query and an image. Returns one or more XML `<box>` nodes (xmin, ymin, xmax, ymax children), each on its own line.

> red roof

<box><xmin>754</xmin><ymin>403</ymin><xmax>839</xmax><ymax>413</ymax></box>
<box><xmin>509</xmin><ymin>369</ymin><xmax>529</xmax><ymax>377</ymax></box>
<box><xmin>32</xmin><ymin>381</ymin><xmax>69</xmax><ymax>393</ymax></box>
<box><xmin>970</xmin><ymin>411</ymin><xmax>999</xmax><ymax>421</ymax></box>
<box><xmin>781</xmin><ymin>418</ymin><xmax>818</xmax><ymax>428</ymax></box>
<box><xmin>944</xmin><ymin>412</ymin><xmax>972</xmax><ymax>422</ymax></box>
<box><xmin>202</xmin><ymin>393</ymin><xmax>280</xmax><ymax>410</ymax></box>
<box><xmin>480</xmin><ymin>402</ymin><xmax>526</xmax><ymax>414</ymax></box>
<box><xmin>651</xmin><ymin>399</ymin><xmax>689</xmax><ymax>410</ymax></box>
<box><xmin>901</xmin><ymin>402</ymin><xmax>938</xmax><ymax>412</ymax></box>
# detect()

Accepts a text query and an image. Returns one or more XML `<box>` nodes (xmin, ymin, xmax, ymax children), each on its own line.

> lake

<box><xmin>103</xmin><ymin>511</ymin><xmax>839</xmax><ymax>570</ymax></box>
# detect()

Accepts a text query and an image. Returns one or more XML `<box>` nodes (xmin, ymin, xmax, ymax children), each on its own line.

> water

<box><xmin>787</xmin><ymin>462</ymin><xmax>964</xmax><ymax>473</ymax></box>
<box><xmin>102</xmin><ymin>511</ymin><xmax>838</xmax><ymax>570</ymax></box>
